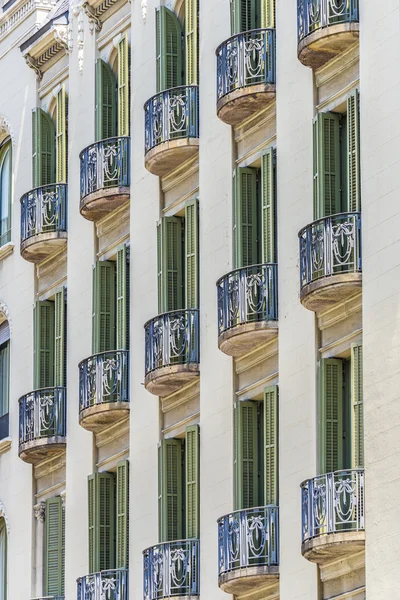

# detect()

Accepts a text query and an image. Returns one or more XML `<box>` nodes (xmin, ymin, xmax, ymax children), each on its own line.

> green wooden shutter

<box><xmin>230</xmin><ymin>0</ymin><xmax>257</xmax><ymax>34</ymax></box>
<box><xmin>185</xmin><ymin>0</ymin><xmax>198</xmax><ymax>85</ymax></box>
<box><xmin>32</xmin><ymin>108</ymin><xmax>56</xmax><ymax>188</ymax></box>
<box><xmin>45</xmin><ymin>497</ymin><xmax>64</xmax><ymax>596</ymax></box>
<box><xmin>157</xmin><ymin>218</ymin><xmax>183</xmax><ymax>314</ymax></box>
<box><xmin>347</xmin><ymin>90</ymin><xmax>360</xmax><ymax>212</ymax></box>
<box><xmin>56</xmin><ymin>85</ymin><xmax>67</xmax><ymax>183</ymax></box>
<box><xmin>34</xmin><ymin>300</ymin><xmax>55</xmax><ymax>389</ymax></box>
<box><xmin>92</xmin><ymin>261</ymin><xmax>116</xmax><ymax>354</ymax></box>
<box><xmin>185</xmin><ymin>199</ymin><xmax>199</xmax><ymax>309</ymax></box>
<box><xmin>54</xmin><ymin>287</ymin><xmax>66</xmax><ymax>387</ymax></box>
<box><xmin>0</xmin><ymin>341</ymin><xmax>9</xmax><ymax>417</ymax></box>
<box><xmin>233</xmin><ymin>167</ymin><xmax>258</xmax><ymax>269</ymax></box>
<box><xmin>88</xmin><ymin>472</ymin><xmax>116</xmax><ymax>573</ymax></box>
<box><xmin>118</xmin><ymin>35</ymin><xmax>130</xmax><ymax>137</ymax></box>
<box><xmin>95</xmin><ymin>59</ymin><xmax>117</xmax><ymax>141</ymax></box>
<box><xmin>234</xmin><ymin>400</ymin><xmax>259</xmax><ymax>510</ymax></box>
<box><xmin>158</xmin><ymin>439</ymin><xmax>183</xmax><ymax>542</ymax></box>
<box><xmin>313</xmin><ymin>112</ymin><xmax>341</xmax><ymax>220</ymax></box>
<box><xmin>261</xmin><ymin>0</ymin><xmax>275</xmax><ymax>27</ymax></box>
<box><xmin>261</xmin><ymin>148</ymin><xmax>276</xmax><ymax>263</ymax></box>
<box><xmin>318</xmin><ymin>359</ymin><xmax>344</xmax><ymax>474</ymax></box>
<box><xmin>116</xmin><ymin>459</ymin><xmax>129</xmax><ymax>568</ymax></box>
<box><xmin>116</xmin><ymin>245</ymin><xmax>129</xmax><ymax>350</ymax></box>
<box><xmin>351</xmin><ymin>343</ymin><xmax>363</xmax><ymax>468</ymax></box>
<box><xmin>263</xmin><ymin>386</ymin><xmax>278</xmax><ymax>505</ymax></box>
<box><xmin>185</xmin><ymin>425</ymin><xmax>199</xmax><ymax>539</ymax></box>
<box><xmin>155</xmin><ymin>7</ymin><xmax>183</xmax><ymax>92</ymax></box>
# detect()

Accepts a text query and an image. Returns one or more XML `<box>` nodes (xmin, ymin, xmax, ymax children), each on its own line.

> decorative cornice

<box><xmin>0</xmin><ymin>0</ymin><xmax>55</xmax><ymax>44</ymax></box>
<box><xmin>24</xmin><ymin>53</ymin><xmax>42</xmax><ymax>80</ymax></box>
<box><xmin>53</xmin><ymin>22</ymin><xmax>68</xmax><ymax>49</ymax></box>
<box><xmin>83</xmin><ymin>2</ymin><xmax>102</xmax><ymax>32</ymax></box>
<box><xmin>34</xmin><ymin>501</ymin><xmax>46</xmax><ymax>523</ymax></box>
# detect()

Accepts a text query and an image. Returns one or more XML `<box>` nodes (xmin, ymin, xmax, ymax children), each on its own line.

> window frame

<box><xmin>0</xmin><ymin>137</ymin><xmax>12</xmax><ymax>248</ymax></box>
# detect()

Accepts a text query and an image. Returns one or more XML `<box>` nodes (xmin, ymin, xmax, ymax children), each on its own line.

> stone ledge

<box><xmin>0</xmin><ymin>241</ymin><xmax>14</xmax><ymax>262</ymax></box>
<box><xmin>0</xmin><ymin>437</ymin><xmax>11</xmax><ymax>455</ymax></box>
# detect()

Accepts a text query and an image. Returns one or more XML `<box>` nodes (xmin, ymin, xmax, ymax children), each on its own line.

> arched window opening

<box><xmin>0</xmin><ymin>517</ymin><xmax>7</xmax><ymax>600</ymax></box>
<box><xmin>0</xmin><ymin>139</ymin><xmax>11</xmax><ymax>247</ymax></box>
<box><xmin>0</xmin><ymin>319</ymin><xmax>10</xmax><ymax>440</ymax></box>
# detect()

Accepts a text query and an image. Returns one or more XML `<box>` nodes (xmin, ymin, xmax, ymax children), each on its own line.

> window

<box><xmin>0</xmin><ymin>320</ymin><xmax>10</xmax><ymax>440</ymax></box>
<box><xmin>0</xmin><ymin>139</ymin><xmax>11</xmax><ymax>247</ymax></box>
<box><xmin>230</xmin><ymin>0</ymin><xmax>275</xmax><ymax>35</ymax></box>
<box><xmin>44</xmin><ymin>497</ymin><xmax>65</xmax><ymax>597</ymax></box>
<box><xmin>0</xmin><ymin>517</ymin><xmax>7</xmax><ymax>600</ymax></box>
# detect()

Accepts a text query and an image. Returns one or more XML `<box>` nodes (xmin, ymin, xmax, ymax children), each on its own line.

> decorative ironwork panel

<box><xmin>79</xmin><ymin>350</ymin><xmax>129</xmax><ymax>412</ymax></box>
<box><xmin>18</xmin><ymin>387</ymin><xmax>66</xmax><ymax>447</ymax></box>
<box><xmin>301</xmin><ymin>469</ymin><xmax>365</xmax><ymax>543</ymax></box>
<box><xmin>297</xmin><ymin>0</ymin><xmax>359</xmax><ymax>42</ymax></box>
<box><xmin>216</xmin><ymin>29</ymin><xmax>275</xmax><ymax>102</ymax></box>
<box><xmin>80</xmin><ymin>137</ymin><xmax>130</xmax><ymax>200</ymax></box>
<box><xmin>20</xmin><ymin>184</ymin><xmax>67</xmax><ymax>244</ymax></box>
<box><xmin>298</xmin><ymin>212</ymin><xmax>361</xmax><ymax>290</ymax></box>
<box><xmin>144</xmin><ymin>309</ymin><xmax>199</xmax><ymax>376</ymax></box>
<box><xmin>217</xmin><ymin>506</ymin><xmax>279</xmax><ymax>575</ymax></box>
<box><xmin>143</xmin><ymin>539</ymin><xmax>199</xmax><ymax>600</ymax></box>
<box><xmin>144</xmin><ymin>86</ymin><xmax>199</xmax><ymax>154</ymax></box>
<box><xmin>77</xmin><ymin>569</ymin><xmax>128</xmax><ymax>600</ymax></box>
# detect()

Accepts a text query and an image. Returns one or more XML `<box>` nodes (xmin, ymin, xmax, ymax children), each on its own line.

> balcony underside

<box><xmin>145</xmin><ymin>138</ymin><xmax>199</xmax><ymax>178</ymax></box>
<box><xmin>218</xmin><ymin>321</ymin><xmax>278</xmax><ymax>358</ymax></box>
<box><xmin>18</xmin><ymin>436</ymin><xmax>66</xmax><ymax>464</ymax></box>
<box><xmin>300</xmin><ymin>272</ymin><xmax>362</xmax><ymax>313</ymax></box>
<box><xmin>302</xmin><ymin>531</ymin><xmax>365</xmax><ymax>565</ymax></box>
<box><xmin>144</xmin><ymin>363</ymin><xmax>199</xmax><ymax>396</ymax></box>
<box><xmin>80</xmin><ymin>187</ymin><xmax>130</xmax><ymax>222</ymax></box>
<box><xmin>298</xmin><ymin>23</ymin><xmax>359</xmax><ymax>69</ymax></box>
<box><xmin>219</xmin><ymin>566</ymin><xmax>279</xmax><ymax>596</ymax></box>
<box><xmin>217</xmin><ymin>84</ymin><xmax>275</xmax><ymax>127</ymax></box>
<box><xmin>20</xmin><ymin>231</ymin><xmax>67</xmax><ymax>263</ymax></box>
<box><xmin>79</xmin><ymin>401</ymin><xmax>130</xmax><ymax>433</ymax></box>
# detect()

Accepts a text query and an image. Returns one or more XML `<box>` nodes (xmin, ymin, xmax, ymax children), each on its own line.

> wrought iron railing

<box><xmin>217</xmin><ymin>263</ymin><xmax>278</xmax><ymax>336</ymax></box>
<box><xmin>299</xmin><ymin>212</ymin><xmax>361</xmax><ymax>290</ymax></box>
<box><xmin>31</xmin><ymin>596</ymin><xmax>65</xmax><ymax>600</ymax></box>
<box><xmin>144</xmin><ymin>85</ymin><xmax>199</xmax><ymax>154</ymax></box>
<box><xmin>145</xmin><ymin>309</ymin><xmax>199</xmax><ymax>376</ymax></box>
<box><xmin>79</xmin><ymin>350</ymin><xmax>129</xmax><ymax>412</ymax></box>
<box><xmin>298</xmin><ymin>0</ymin><xmax>359</xmax><ymax>42</ymax></box>
<box><xmin>80</xmin><ymin>136</ymin><xmax>130</xmax><ymax>200</ymax></box>
<box><xmin>20</xmin><ymin>183</ymin><xmax>67</xmax><ymax>244</ymax></box>
<box><xmin>218</xmin><ymin>506</ymin><xmax>279</xmax><ymax>575</ymax></box>
<box><xmin>77</xmin><ymin>569</ymin><xmax>128</xmax><ymax>600</ymax></box>
<box><xmin>216</xmin><ymin>29</ymin><xmax>275</xmax><ymax>102</ymax></box>
<box><xmin>19</xmin><ymin>387</ymin><xmax>66</xmax><ymax>447</ymax></box>
<box><xmin>143</xmin><ymin>539</ymin><xmax>199</xmax><ymax>600</ymax></box>
<box><xmin>301</xmin><ymin>469</ymin><xmax>364</xmax><ymax>543</ymax></box>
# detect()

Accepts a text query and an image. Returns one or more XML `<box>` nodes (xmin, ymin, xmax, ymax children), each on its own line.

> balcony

<box><xmin>20</xmin><ymin>184</ymin><xmax>67</xmax><ymax>263</ymax></box>
<box><xmin>299</xmin><ymin>212</ymin><xmax>361</xmax><ymax>313</ymax></box>
<box><xmin>143</xmin><ymin>539</ymin><xmax>199</xmax><ymax>600</ymax></box>
<box><xmin>77</xmin><ymin>569</ymin><xmax>128</xmax><ymax>600</ymax></box>
<box><xmin>32</xmin><ymin>597</ymin><xmax>64</xmax><ymax>600</ymax></box>
<box><xmin>217</xmin><ymin>263</ymin><xmax>278</xmax><ymax>358</ymax></box>
<box><xmin>218</xmin><ymin>506</ymin><xmax>279</xmax><ymax>595</ymax></box>
<box><xmin>79</xmin><ymin>136</ymin><xmax>130</xmax><ymax>221</ymax></box>
<box><xmin>79</xmin><ymin>350</ymin><xmax>129</xmax><ymax>432</ymax></box>
<box><xmin>18</xmin><ymin>387</ymin><xmax>66</xmax><ymax>464</ymax></box>
<box><xmin>216</xmin><ymin>29</ymin><xmax>276</xmax><ymax>127</ymax></box>
<box><xmin>297</xmin><ymin>0</ymin><xmax>359</xmax><ymax>69</ymax></box>
<box><xmin>144</xmin><ymin>85</ymin><xmax>199</xmax><ymax>177</ymax></box>
<box><xmin>301</xmin><ymin>469</ymin><xmax>365</xmax><ymax>564</ymax></box>
<box><xmin>144</xmin><ymin>309</ymin><xmax>199</xmax><ymax>396</ymax></box>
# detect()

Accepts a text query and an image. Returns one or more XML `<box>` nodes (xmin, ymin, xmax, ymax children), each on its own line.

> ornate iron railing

<box><xmin>217</xmin><ymin>263</ymin><xmax>278</xmax><ymax>336</ymax></box>
<box><xmin>144</xmin><ymin>85</ymin><xmax>199</xmax><ymax>154</ymax></box>
<box><xmin>145</xmin><ymin>309</ymin><xmax>199</xmax><ymax>376</ymax></box>
<box><xmin>80</xmin><ymin>136</ymin><xmax>130</xmax><ymax>200</ymax></box>
<box><xmin>298</xmin><ymin>0</ymin><xmax>359</xmax><ymax>42</ymax></box>
<box><xmin>216</xmin><ymin>29</ymin><xmax>275</xmax><ymax>102</ymax></box>
<box><xmin>299</xmin><ymin>212</ymin><xmax>361</xmax><ymax>290</ymax></box>
<box><xmin>20</xmin><ymin>183</ymin><xmax>67</xmax><ymax>244</ymax></box>
<box><xmin>301</xmin><ymin>469</ymin><xmax>365</xmax><ymax>543</ymax></box>
<box><xmin>19</xmin><ymin>387</ymin><xmax>66</xmax><ymax>447</ymax></box>
<box><xmin>218</xmin><ymin>506</ymin><xmax>279</xmax><ymax>575</ymax></box>
<box><xmin>79</xmin><ymin>350</ymin><xmax>129</xmax><ymax>412</ymax></box>
<box><xmin>77</xmin><ymin>569</ymin><xmax>128</xmax><ymax>600</ymax></box>
<box><xmin>143</xmin><ymin>539</ymin><xmax>199</xmax><ymax>600</ymax></box>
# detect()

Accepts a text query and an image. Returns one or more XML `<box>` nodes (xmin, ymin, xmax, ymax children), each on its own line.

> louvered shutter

<box><xmin>234</xmin><ymin>400</ymin><xmax>259</xmax><ymax>510</ymax></box>
<box><xmin>116</xmin><ymin>459</ymin><xmax>129</xmax><ymax>568</ymax></box>
<box><xmin>32</xmin><ymin>108</ymin><xmax>56</xmax><ymax>188</ymax></box>
<box><xmin>155</xmin><ymin>7</ymin><xmax>183</xmax><ymax>92</ymax></box>
<box><xmin>54</xmin><ymin>287</ymin><xmax>66</xmax><ymax>387</ymax></box>
<box><xmin>45</xmin><ymin>497</ymin><xmax>64</xmax><ymax>596</ymax></box>
<box><xmin>318</xmin><ymin>359</ymin><xmax>343</xmax><ymax>474</ymax></box>
<box><xmin>92</xmin><ymin>261</ymin><xmax>116</xmax><ymax>354</ymax></box>
<box><xmin>56</xmin><ymin>85</ymin><xmax>67</xmax><ymax>183</ymax></box>
<box><xmin>34</xmin><ymin>301</ymin><xmax>55</xmax><ymax>389</ymax></box>
<box><xmin>347</xmin><ymin>90</ymin><xmax>360</xmax><ymax>212</ymax></box>
<box><xmin>116</xmin><ymin>245</ymin><xmax>129</xmax><ymax>350</ymax></box>
<box><xmin>158</xmin><ymin>439</ymin><xmax>183</xmax><ymax>542</ymax></box>
<box><xmin>95</xmin><ymin>59</ymin><xmax>117</xmax><ymax>141</ymax></box>
<box><xmin>0</xmin><ymin>342</ymin><xmax>9</xmax><ymax>418</ymax></box>
<box><xmin>313</xmin><ymin>112</ymin><xmax>341</xmax><ymax>220</ymax></box>
<box><xmin>351</xmin><ymin>343</ymin><xmax>363</xmax><ymax>468</ymax></box>
<box><xmin>261</xmin><ymin>148</ymin><xmax>276</xmax><ymax>263</ymax></box>
<box><xmin>118</xmin><ymin>35</ymin><xmax>130</xmax><ymax>137</ymax></box>
<box><xmin>88</xmin><ymin>472</ymin><xmax>116</xmax><ymax>573</ymax></box>
<box><xmin>185</xmin><ymin>199</ymin><xmax>199</xmax><ymax>309</ymax></box>
<box><xmin>185</xmin><ymin>425</ymin><xmax>199</xmax><ymax>538</ymax></box>
<box><xmin>261</xmin><ymin>0</ymin><xmax>275</xmax><ymax>27</ymax></box>
<box><xmin>185</xmin><ymin>0</ymin><xmax>198</xmax><ymax>85</ymax></box>
<box><xmin>230</xmin><ymin>0</ymin><xmax>256</xmax><ymax>33</ymax></box>
<box><xmin>233</xmin><ymin>167</ymin><xmax>258</xmax><ymax>269</ymax></box>
<box><xmin>263</xmin><ymin>386</ymin><xmax>278</xmax><ymax>505</ymax></box>
<box><xmin>157</xmin><ymin>218</ymin><xmax>183</xmax><ymax>314</ymax></box>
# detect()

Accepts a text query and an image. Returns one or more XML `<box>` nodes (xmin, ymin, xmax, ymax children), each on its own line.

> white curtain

<box><xmin>0</xmin><ymin>518</ymin><xmax>7</xmax><ymax>600</ymax></box>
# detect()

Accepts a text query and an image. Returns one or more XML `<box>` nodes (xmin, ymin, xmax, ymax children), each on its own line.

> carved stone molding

<box><xmin>0</xmin><ymin>501</ymin><xmax>10</xmax><ymax>536</ymax></box>
<box><xmin>24</xmin><ymin>53</ymin><xmax>42</xmax><ymax>80</ymax></box>
<box><xmin>83</xmin><ymin>2</ymin><xmax>102</xmax><ymax>33</ymax></box>
<box><xmin>53</xmin><ymin>23</ymin><xmax>69</xmax><ymax>50</ymax></box>
<box><xmin>34</xmin><ymin>501</ymin><xmax>46</xmax><ymax>523</ymax></box>
<box><xmin>60</xmin><ymin>490</ymin><xmax>66</xmax><ymax>509</ymax></box>
<box><xmin>141</xmin><ymin>0</ymin><xmax>147</xmax><ymax>21</ymax></box>
<box><xmin>0</xmin><ymin>300</ymin><xmax>11</xmax><ymax>330</ymax></box>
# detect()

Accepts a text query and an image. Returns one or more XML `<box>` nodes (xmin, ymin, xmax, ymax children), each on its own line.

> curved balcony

<box><xmin>217</xmin><ymin>263</ymin><xmax>278</xmax><ymax>358</ymax></box>
<box><xmin>144</xmin><ymin>309</ymin><xmax>199</xmax><ymax>396</ymax></box>
<box><xmin>18</xmin><ymin>387</ymin><xmax>66</xmax><ymax>464</ymax></box>
<box><xmin>143</xmin><ymin>539</ymin><xmax>199</xmax><ymax>600</ymax></box>
<box><xmin>299</xmin><ymin>212</ymin><xmax>361</xmax><ymax>313</ymax></box>
<box><xmin>301</xmin><ymin>469</ymin><xmax>365</xmax><ymax>564</ymax></box>
<box><xmin>216</xmin><ymin>29</ymin><xmax>275</xmax><ymax>127</ymax></box>
<box><xmin>79</xmin><ymin>136</ymin><xmax>130</xmax><ymax>221</ymax></box>
<box><xmin>78</xmin><ymin>350</ymin><xmax>129</xmax><ymax>432</ymax></box>
<box><xmin>32</xmin><ymin>597</ymin><xmax>64</xmax><ymax>600</ymax></box>
<box><xmin>298</xmin><ymin>0</ymin><xmax>359</xmax><ymax>69</ymax></box>
<box><xmin>20</xmin><ymin>184</ymin><xmax>67</xmax><ymax>263</ymax></box>
<box><xmin>144</xmin><ymin>86</ymin><xmax>199</xmax><ymax>177</ymax></box>
<box><xmin>77</xmin><ymin>569</ymin><xmax>128</xmax><ymax>600</ymax></box>
<box><xmin>218</xmin><ymin>506</ymin><xmax>279</xmax><ymax>595</ymax></box>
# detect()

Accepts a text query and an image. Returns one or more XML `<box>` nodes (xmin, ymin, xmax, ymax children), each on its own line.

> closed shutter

<box><xmin>158</xmin><ymin>439</ymin><xmax>183</xmax><ymax>542</ymax></box>
<box><xmin>32</xmin><ymin>108</ymin><xmax>56</xmax><ymax>188</ymax></box>
<box><xmin>233</xmin><ymin>168</ymin><xmax>258</xmax><ymax>269</ymax></box>
<box><xmin>261</xmin><ymin>148</ymin><xmax>276</xmax><ymax>263</ymax></box>
<box><xmin>56</xmin><ymin>85</ymin><xmax>67</xmax><ymax>183</ymax></box>
<box><xmin>261</xmin><ymin>0</ymin><xmax>275</xmax><ymax>27</ymax></box>
<box><xmin>185</xmin><ymin>199</ymin><xmax>199</xmax><ymax>309</ymax></box>
<box><xmin>185</xmin><ymin>0</ymin><xmax>198</xmax><ymax>85</ymax></box>
<box><xmin>318</xmin><ymin>359</ymin><xmax>344</xmax><ymax>474</ymax></box>
<box><xmin>95</xmin><ymin>59</ymin><xmax>117</xmax><ymax>141</ymax></box>
<box><xmin>234</xmin><ymin>400</ymin><xmax>259</xmax><ymax>510</ymax></box>
<box><xmin>54</xmin><ymin>287</ymin><xmax>66</xmax><ymax>387</ymax></box>
<box><xmin>185</xmin><ymin>425</ymin><xmax>199</xmax><ymax>539</ymax></box>
<box><xmin>155</xmin><ymin>7</ymin><xmax>183</xmax><ymax>92</ymax></box>
<box><xmin>230</xmin><ymin>0</ymin><xmax>257</xmax><ymax>34</ymax></box>
<box><xmin>116</xmin><ymin>245</ymin><xmax>129</xmax><ymax>350</ymax></box>
<box><xmin>313</xmin><ymin>112</ymin><xmax>341</xmax><ymax>220</ymax></box>
<box><xmin>157</xmin><ymin>218</ymin><xmax>183</xmax><ymax>314</ymax></box>
<box><xmin>92</xmin><ymin>261</ymin><xmax>116</xmax><ymax>354</ymax></box>
<box><xmin>45</xmin><ymin>497</ymin><xmax>64</xmax><ymax>596</ymax></box>
<box><xmin>0</xmin><ymin>342</ymin><xmax>9</xmax><ymax>418</ymax></box>
<box><xmin>351</xmin><ymin>343</ymin><xmax>363</xmax><ymax>468</ymax></box>
<box><xmin>34</xmin><ymin>301</ymin><xmax>55</xmax><ymax>389</ymax></box>
<box><xmin>116</xmin><ymin>459</ymin><xmax>129</xmax><ymax>568</ymax></box>
<box><xmin>347</xmin><ymin>90</ymin><xmax>360</xmax><ymax>212</ymax></box>
<box><xmin>88</xmin><ymin>472</ymin><xmax>116</xmax><ymax>573</ymax></box>
<box><xmin>118</xmin><ymin>35</ymin><xmax>130</xmax><ymax>137</ymax></box>
<box><xmin>263</xmin><ymin>386</ymin><xmax>278</xmax><ymax>505</ymax></box>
